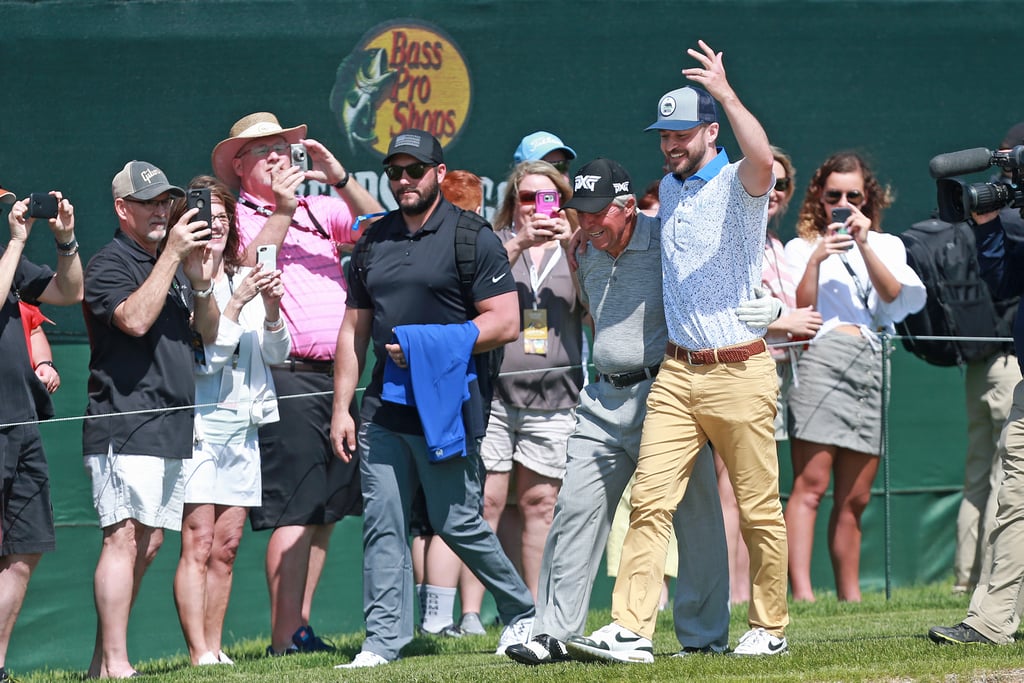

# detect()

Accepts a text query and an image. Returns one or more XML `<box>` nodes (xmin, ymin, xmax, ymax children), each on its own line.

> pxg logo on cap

<box><xmin>562</xmin><ymin>158</ymin><xmax>632</xmax><ymax>213</ymax></box>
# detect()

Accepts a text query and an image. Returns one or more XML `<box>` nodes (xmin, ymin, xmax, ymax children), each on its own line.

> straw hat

<box><xmin>211</xmin><ymin>112</ymin><xmax>307</xmax><ymax>189</ymax></box>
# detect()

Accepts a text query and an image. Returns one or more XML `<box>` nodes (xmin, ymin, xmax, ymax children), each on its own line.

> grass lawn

<box><xmin>18</xmin><ymin>583</ymin><xmax>1024</xmax><ymax>682</ymax></box>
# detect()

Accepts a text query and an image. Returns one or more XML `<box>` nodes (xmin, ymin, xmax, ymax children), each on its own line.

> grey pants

<box><xmin>358</xmin><ymin>422</ymin><xmax>534</xmax><ymax>660</ymax></box>
<box><xmin>534</xmin><ymin>377</ymin><xmax>730</xmax><ymax>650</ymax></box>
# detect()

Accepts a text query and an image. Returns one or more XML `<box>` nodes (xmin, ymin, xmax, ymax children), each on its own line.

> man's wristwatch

<box><xmin>56</xmin><ymin>236</ymin><xmax>79</xmax><ymax>256</ymax></box>
<box><xmin>333</xmin><ymin>169</ymin><xmax>351</xmax><ymax>190</ymax></box>
<box><xmin>193</xmin><ymin>282</ymin><xmax>215</xmax><ymax>298</ymax></box>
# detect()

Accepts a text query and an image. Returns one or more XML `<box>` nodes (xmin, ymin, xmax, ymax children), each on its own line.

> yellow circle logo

<box><xmin>331</xmin><ymin>21</ymin><xmax>472</xmax><ymax>158</ymax></box>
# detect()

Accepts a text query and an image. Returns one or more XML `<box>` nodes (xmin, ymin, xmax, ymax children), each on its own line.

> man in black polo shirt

<box><xmin>0</xmin><ymin>185</ymin><xmax>82</xmax><ymax>683</ymax></box>
<box><xmin>82</xmin><ymin>161</ymin><xmax>219</xmax><ymax>679</ymax></box>
<box><xmin>330</xmin><ymin>130</ymin><xmax>534</xmax><ymax>669</ymax></box>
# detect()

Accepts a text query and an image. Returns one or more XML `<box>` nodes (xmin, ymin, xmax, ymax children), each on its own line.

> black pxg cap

<box><xmin>563</xmin><ymin>158</ymin><xmax>633</xmax><ymax>213</ymax></box>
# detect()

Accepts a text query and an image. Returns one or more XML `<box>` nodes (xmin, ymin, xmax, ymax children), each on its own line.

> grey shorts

<box><xmin>480</xmin><ymin>399</ymin><xmax>574</xmax><ymax>480</ymax></box>
<box><xmin>787</xmin><ymin>332</ymin><xmax>884</xmax><ymax>454</ymax></box>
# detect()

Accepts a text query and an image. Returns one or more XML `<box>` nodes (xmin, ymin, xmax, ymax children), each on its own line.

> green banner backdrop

<box><xmin>3</xmin><ymin>0</ymin><xmax>1022</xmax><ymax>673</ymax></box>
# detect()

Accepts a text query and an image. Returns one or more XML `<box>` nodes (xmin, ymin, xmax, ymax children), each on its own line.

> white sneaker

<box><xmin>334</xmin><ymin>650</ymin><xmax>390</xmax><ymax>669</ymax></box>
<box><xmin>565</xmin><ymin>622</ymin><xmax>654</xmax><ymax>664</ymax></box>
<box><xmin>495</xmin><ymin>616</ymin><xmax>534</xmax><ymax>655</ymax></box>
<box><xmin>731</xmin><ymin>627</ymin><xmax>788</xmax><ymax>656</ymax></box>
<box><xmin>217</xmin><ymin>650</ymin><xmax>234</xmax><ymax>665</ymax></box>
<box><xmin>196</xmin><ymin>651</ymin><xmax>220</xmax><ymax>666</ymax></box>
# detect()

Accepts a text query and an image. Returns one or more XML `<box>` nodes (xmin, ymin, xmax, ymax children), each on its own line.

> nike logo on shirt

<box><xmin>491</xmin><ymin>272</ymin><xmax>508</xmax><ymax>283</ymax></box>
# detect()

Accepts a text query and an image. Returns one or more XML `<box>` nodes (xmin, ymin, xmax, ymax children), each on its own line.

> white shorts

<box><xmin>85</xmin><ymin>447</ymin><xmax>185</xmax><ymax>531</ymax></box>
<box><xmin>183</xmin><ymin>436</ymin><xmax>262</xmax><ymax>507</ymax></box>
<box><xmin>479</xmin><ymin>399</ymin><xmax>574</xmax><ymax>480</ymax></box>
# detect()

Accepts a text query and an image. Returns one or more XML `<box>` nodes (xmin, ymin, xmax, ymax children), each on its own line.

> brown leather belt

<box><xmin>666</xmin><ymin>338</ymin><xmax>767</xmax><ymax>366</ymax></box>
<box><xmin>270</xmin><ymin>358</ymin><xmax>334</xmax><ymax>375</ymax></box>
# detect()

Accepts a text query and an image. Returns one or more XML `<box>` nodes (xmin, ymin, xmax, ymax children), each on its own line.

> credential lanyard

<box><xmin>526</xmin><ymin>247</ymin><xmax>562</xmax><ymax>310</ymax></box>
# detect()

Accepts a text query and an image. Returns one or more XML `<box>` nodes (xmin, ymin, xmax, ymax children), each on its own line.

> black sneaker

<box><xmin>292</xmin><ymin>624</ymin><xmax>337</xmax><ymax>652</ymax></box>
<box><xmin>928</xmin><ymin>622</ymin><xmax>995</xmax><ymax>645</ymax></box>
<box><xmin>506</xmin><ymin>634</ymin><xmax>571</xmax><ymax>665</ymax></box>
<box><xmin>672</xmin><ymin>645</ymin><xmax>720</xmax><ymax>657</ymax></box>
<box><xmin>266</xmin><ymin>644</ymin><xmax>299</xmax><ymax>656</ymax></box>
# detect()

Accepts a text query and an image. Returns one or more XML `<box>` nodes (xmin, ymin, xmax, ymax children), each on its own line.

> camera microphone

<box><xmin>928</xmin><ymin>148</ymin><xmax>994</xmax><ymax>179</ymax></box>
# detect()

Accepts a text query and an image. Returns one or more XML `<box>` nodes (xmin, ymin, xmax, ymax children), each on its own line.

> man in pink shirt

<box><xmin>212</xmin><ymin>112</ymin><xmax>383</xmax><ymax>656</ymax></box>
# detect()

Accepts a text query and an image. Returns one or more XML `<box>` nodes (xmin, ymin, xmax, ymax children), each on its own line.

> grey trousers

<box><xmin>965</xmin><ymin>379</ymin><xmax>1024</xmax><ymax>643</ymax></box>
<box><xmin>358</xmin><ymin>422</ymin><xmax>534</xmax><ymax>660</ymax></box>
<box><xmin>534</xmin><ymin>377</ymin><xmax>730</xmax><ymax>650</ymax></box>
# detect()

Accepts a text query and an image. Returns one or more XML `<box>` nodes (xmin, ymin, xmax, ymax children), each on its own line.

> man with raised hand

<box><xmin>567</xmin><ymin>39</ymin><xmax>788</xmax><ymax>662</ymax></box>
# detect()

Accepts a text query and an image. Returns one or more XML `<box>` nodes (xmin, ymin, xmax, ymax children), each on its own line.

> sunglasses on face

<box><xmin>774</xmin><ymin>177</ymin><xmax>791</xmax><ymax>192</ymax></box>
<box><xmin>237</xmin><ymin>143</ymin><xmax>289</xmax><ymax>159</ymax></box>
<box><xmin>549</xmin><ymin>159</ymin><xmax>571</xmax><ymax>175</ymax></box>
<box><xmin>823</xmin><ymin>189</ymin><xmax>865</xmax><ymax>206</ymax></box>
<box><xmin>384</xmin><ymin>162</ymin><xmax>435</xmax><ymax>180</ymax></box>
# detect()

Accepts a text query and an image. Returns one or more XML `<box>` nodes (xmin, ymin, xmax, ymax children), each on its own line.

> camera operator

<box><xmin>0</xmin><ymin>185</ymin><xmax>82</xmax><ymax>682</ymax></box>
<box><xmin>929</xmin><ymin>122</ymin><xmax>1024</xmax><ymax>647</ymax></box>
<box><xmin>947</xmin><ymin>122</ymin><xmax>1024</xmax><ymax>597</ymax></box>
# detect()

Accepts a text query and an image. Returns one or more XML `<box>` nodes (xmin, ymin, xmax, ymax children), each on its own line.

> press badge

<box><xmin>523</xmin><ymin>308</ymin><xmax>548</xmax><ymax>355</ymax></box>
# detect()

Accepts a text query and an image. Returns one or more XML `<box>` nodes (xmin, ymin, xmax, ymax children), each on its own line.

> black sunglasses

<box><xmin>774</xmin><ymin>177</ymin><xmax>791</xmax><ymax>192</ymax></box>
<box><xmin>384</xmin><ymin>162</ymin><xmax>435</xmax><ymax>181</ymax></box>
<box><xmin>823</xmin><ymin>189</ymin><xmax>865</xmax><ymax>206</ymax></box>
<box><xmin>549</xmin><ymin>159</ymin><xmax>571</xmax><ymax>175</ymax></box>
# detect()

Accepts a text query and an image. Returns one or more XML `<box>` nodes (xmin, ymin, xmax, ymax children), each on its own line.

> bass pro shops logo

<box><xmin>331</xmin><ymin>21</ymin><xmax>472</xmax><ymax>158</ymax></box>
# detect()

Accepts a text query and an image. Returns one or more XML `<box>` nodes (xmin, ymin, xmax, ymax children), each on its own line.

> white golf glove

<box><xmin>735</xmin><ymin>287</ymin><xmax>783</xmax><ymax>329</ymax></box>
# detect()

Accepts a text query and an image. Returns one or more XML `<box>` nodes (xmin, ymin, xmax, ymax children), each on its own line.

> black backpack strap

<box><xmin>453</xmin><ymin>209</ymin><xmax>490</xmax><ymax>314</ymax></box>
<box><xmin>350</xmin><ymin>220</ymin><xmax>382</xmax><ymax>291</ymax></box>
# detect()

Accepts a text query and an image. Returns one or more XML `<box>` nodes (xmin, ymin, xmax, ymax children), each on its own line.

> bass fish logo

<box><xmin>331</xmin><ymin>21</ymin><xmax>472</xmax><ymax>158</ymax></box>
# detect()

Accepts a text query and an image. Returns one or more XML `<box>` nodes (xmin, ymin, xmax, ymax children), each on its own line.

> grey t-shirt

<box><xmin>577</xmin><ymin>212</ymin><xmax>667</xmax><ymax>374</ymax></box>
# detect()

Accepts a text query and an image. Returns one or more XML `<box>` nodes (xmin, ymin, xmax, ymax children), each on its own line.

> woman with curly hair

<box><xmin>783</xmin><ymin>152</ymin><xmax>925</xmax><ymax>602</ymax></box>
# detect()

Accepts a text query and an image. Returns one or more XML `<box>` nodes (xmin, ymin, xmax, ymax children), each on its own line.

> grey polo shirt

<box><xmin>576</xmin><ymin>212</ymin><xmax>667</xmax><ymax>374</ymax></box>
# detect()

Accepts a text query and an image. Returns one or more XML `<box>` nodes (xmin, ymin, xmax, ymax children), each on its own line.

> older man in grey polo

<box><xmin>505</xmin><ymin>158</ymin><xmax>730</xmax><ymax>665</ymax></box>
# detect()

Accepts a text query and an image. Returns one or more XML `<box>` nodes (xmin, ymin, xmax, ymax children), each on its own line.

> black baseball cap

<box><xmin>562</xmin><ymin>158</ymin><xmax>633</xmax><ymax>213</ymax></box>
<box><xmin>383</xmin><ymin>129</ymin><xmax>444</xmax><ymax>165</ymax></box>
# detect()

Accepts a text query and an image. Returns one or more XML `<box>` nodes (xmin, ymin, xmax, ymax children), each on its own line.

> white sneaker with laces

<box><xmin>565</xmin><ymin>622</ymin><xmax>654</xmax><ymax>664</ymax></box>
<box><xmin>334</xmin><ymin>650</ymin><xmax>390</xmax><ymax>669</ymax></box>
<box><xmin>217</xmin><ymin>650</ymin><xmax>234</xmax><ymax>665</ymax></box>
<box><xmin>731</xmin><ymin>627</ymin><xmax>788</xmax><ymax>656</ymax></box>
<box><xmin>495</xmin><ymin>616</ymin><xmax>534</xmax><ymax>655</ymax></box>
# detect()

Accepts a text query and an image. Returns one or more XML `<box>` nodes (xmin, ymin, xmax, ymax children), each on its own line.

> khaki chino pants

<box><xmin>611</xmin><ymin>351</ymin><xmax>789</xmax><ymax>638</ymax></box>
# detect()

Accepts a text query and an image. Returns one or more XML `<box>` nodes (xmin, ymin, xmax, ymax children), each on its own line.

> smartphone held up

<box><xmin>534</xmin><ymin>190</ymin><xmax>559</xmax><ymax>218</ymax></box>
<box><xmin>187</xmin><ymin>187</ymin><xmax>212</xmax><ymax>241</ymax></box>
<box><xmin>256</xmin><ymin>244</ymin><xmax>277</xmax><ymax>272</ymax></box>
<box><xmin>28</xmin><ymin>192</ymin><xmax>59</xmax><ymax>220</ymax></box>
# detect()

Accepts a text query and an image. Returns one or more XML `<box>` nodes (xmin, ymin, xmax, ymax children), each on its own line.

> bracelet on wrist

<box><xmin>264</xmin><ymin>318</ymin><xmax>285</xmax><ymax>332</ymax></box>
<box><xmin>193</xmin><ymin>282</ymin><xmax>215</xmax><ymax>298</ymax></box>
<box><xmin>333</xmin><ymin>169</ymin><xmax>351</xmax><ymax>190</ymax></box>
<box><xmin>34</xmin><ymin>359</ymin><xmax>56</xmax><ymax>372</ymax></box>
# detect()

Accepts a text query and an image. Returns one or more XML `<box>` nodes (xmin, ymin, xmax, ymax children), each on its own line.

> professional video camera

<box><xmin>929</xmin><ymin>145</ymin><xmax>1024</xmax><ymax>223</ymax></box>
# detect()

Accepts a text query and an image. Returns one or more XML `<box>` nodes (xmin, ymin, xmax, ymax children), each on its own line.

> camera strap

<box><xmin>238</xmin><ymin>198</ymin><xmax>330</xmax><ymax>242</ymax></box>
